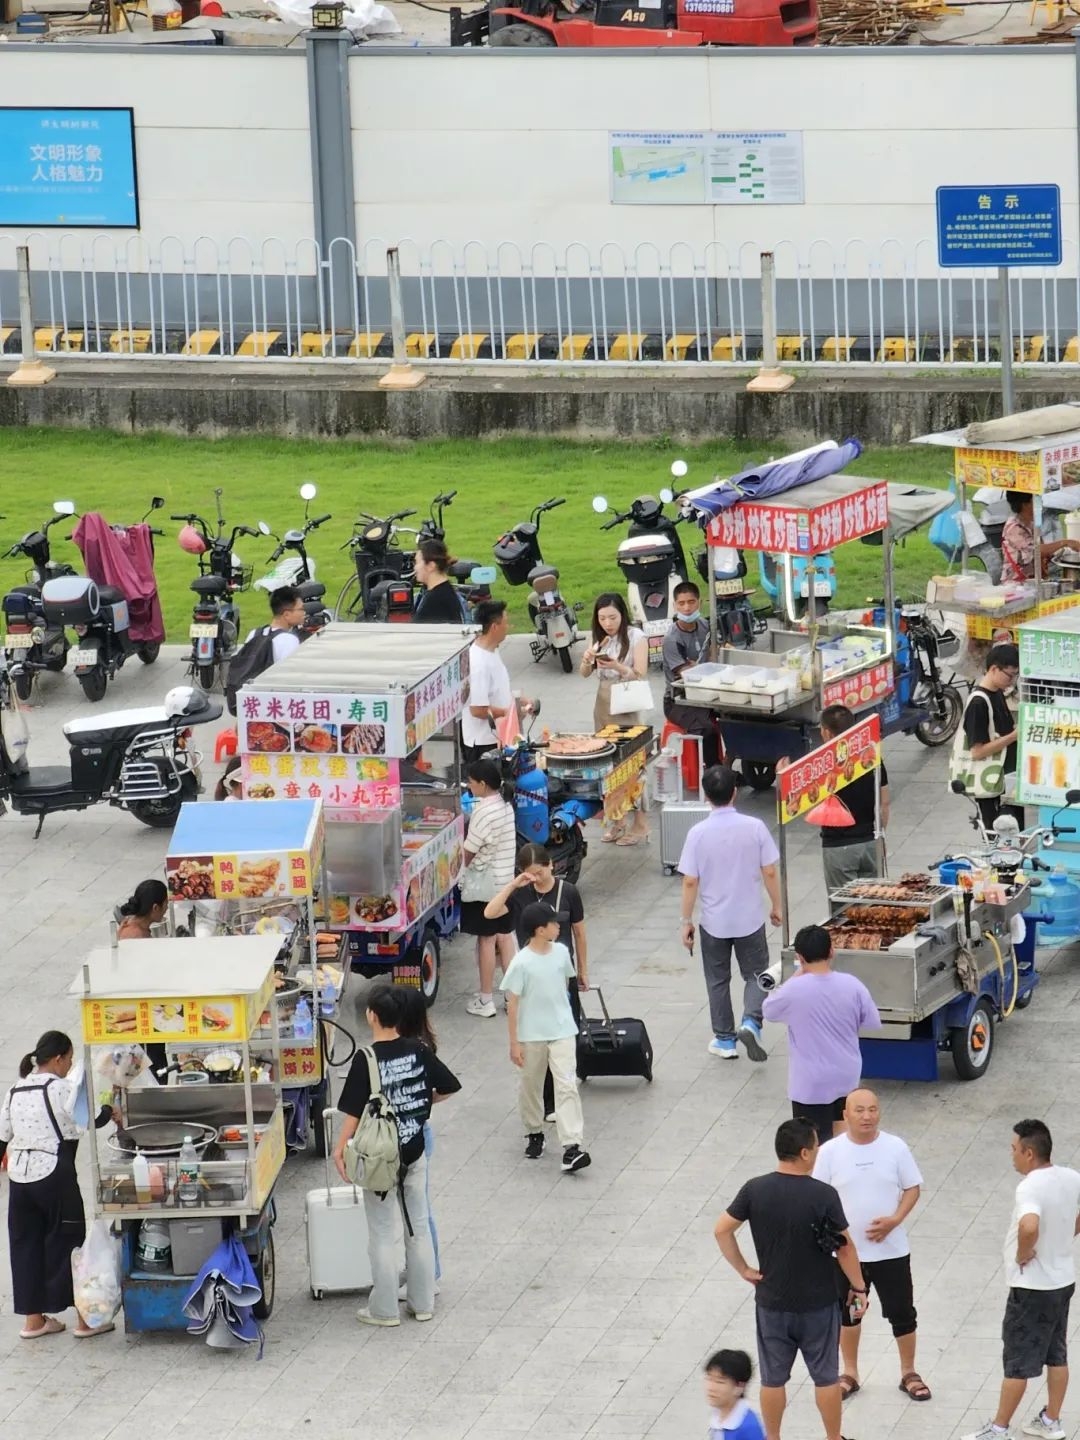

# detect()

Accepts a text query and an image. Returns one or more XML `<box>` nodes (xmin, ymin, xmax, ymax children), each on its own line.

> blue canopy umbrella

<box><xmin>682</xmin><ymin>439</ymin><xmax>864</xmax><ymax>521</ymax></box>
<box><xmin>182</xmin><ymin>1233</ymin><xmax>264</xmax><ymax>1358</ymax></box>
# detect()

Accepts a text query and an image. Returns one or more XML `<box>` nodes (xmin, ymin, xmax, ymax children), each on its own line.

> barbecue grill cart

<box><xmin>775</xmin><ymin>720</ymin><xmax>1036</xmax><ymax>1081</ymax></box>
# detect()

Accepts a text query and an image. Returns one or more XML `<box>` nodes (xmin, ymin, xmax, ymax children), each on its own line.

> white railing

<box><xmin>3</xmin><ymin>232</ymin><xmax>1080</xmax><ymax>364</ymax></box>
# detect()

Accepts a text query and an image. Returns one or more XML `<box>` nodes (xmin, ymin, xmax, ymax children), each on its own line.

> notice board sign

<box><xmin>610</xmin><ymin>131</ymin><xmax>804</xmax><ymax>206</ymax></box>
<box><xmin>935</xmin><ymin>185</ymin><xmax>1061</xmax><ymax>268</ymax></box>
<box><xmin>0</xmin><ymin>107</ymin><xmax>138</xmax><ymax>228</ymax></box>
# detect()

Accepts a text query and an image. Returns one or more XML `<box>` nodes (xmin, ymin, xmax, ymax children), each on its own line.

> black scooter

<box><xmin>335</xmin><ymin>505</ymin><xmax>419</xmax><ymax>622</ymax></box>
<box><xmin>0</xmin><ymin>667</ymin><xmax>221</xmax><ymax>836</ymax></box>
<box><xmin>1</xmin><ymin>499</ymin><xmax>79</xmax><ymax>701</ymax></box>
<box><xmin>174</xmin><ymin>491</ymin><xmax>261</xmax><ymax>692</ymax></box>
<box><xmin>375</xmin><ymin>491</ymin><xmax>496</xmax><ymax>622</ymax></box>
<box><xmin>593</xmin><ymin>487</ymin><xmax>688</xmax><ymax>666</ymax></box>
<box><xmin>493</xmin><ymin>498</ymin><xmax>581</xmax><ymax>671</ymax></box>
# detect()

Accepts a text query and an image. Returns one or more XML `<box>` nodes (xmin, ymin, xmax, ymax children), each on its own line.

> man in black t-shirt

<box><xmin>817</xmin><ymin>705</ymin><xmax>889</xmax><ymax>893</ymax></box>
<box><xmin>715</xmin><ymin>1118</ymin><xmax>868</xmax><ymax>1440</ymax></box>
<box><xmin>955</xmin><ymin>643</ymin><xmax>1022</xmax><ymax>832</ymax></box>
<box><xmin>335</xmin><ymin>986</ymin><xmax>460</xmax><ymax>1328</ymax></box>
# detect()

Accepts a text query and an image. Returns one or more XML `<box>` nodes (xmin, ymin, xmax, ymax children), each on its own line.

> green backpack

<box><xmin>343</xmin><ymin>1048</ymin><xmax>402</xmax><ymax>1194</ymax></box>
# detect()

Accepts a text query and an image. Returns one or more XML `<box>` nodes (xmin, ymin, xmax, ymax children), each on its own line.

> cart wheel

<box><xmin>743</xmin><ymin>761</ymin><xmax>776</xmax><ymax>792</ymax></box>
<box><xmin>252</xmin><ymin>1230</ymin><xmax>275</xmax><ymax>1320</ymax></box>
<box><xmin>950</xmin><ymin>999</ymin><xmax>994</xmax><ymax>1080</ymax></box>
<box><xmin>311</xmin><ymin>1288</ymin><xmax>323</xmax><ymax>1301</ymax></box>
<box><xmin>415</xmin><ymin>930</ymin><xmax>441</xmax><ymax>1004</ymax></box>
<box><xmin>1014</xmin><ymin>989</ymin><xmax>1034</xmax><ymax>1010</ymax></box>
<box><xmin>663</xmin><ymin>864</ymin><xmax>676</xmax><ymax>877</ymax></box>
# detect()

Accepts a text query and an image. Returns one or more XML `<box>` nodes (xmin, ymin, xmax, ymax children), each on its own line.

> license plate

<box><xmin>644</xmin><ymin>619</ymin><xmax>669</xmax><ymax>636</ymax></box>
<box><xmin>70</xmin><ymin>649</ymin><xmax>98</xmax><ymax>667</ymax></box>
<box><xmin>189</xmin><ymin>623</ymin><xmax>218</xmax><ymax>639</ymax></box>
<box><xmin>4</xmin><ymin>632</ymin><xmax>33</xmax><ymax>649</ymax></box>
<box><xmin>801</xmin><ymin>580</ymin><xmax>833</xmax><ymax>598</ymax></box>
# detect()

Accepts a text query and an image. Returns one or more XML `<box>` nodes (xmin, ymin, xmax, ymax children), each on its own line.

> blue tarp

<box><xmin>683</xmin><ymin>439</ymin><xmax>864</xmax><ymax>520</ymax></box>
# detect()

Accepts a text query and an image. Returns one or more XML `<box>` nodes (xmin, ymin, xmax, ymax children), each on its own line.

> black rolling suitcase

<box><xmin>576</xmin><ymin>987</ymin><xmax>653</xmax><ymax>1083</ymax></box>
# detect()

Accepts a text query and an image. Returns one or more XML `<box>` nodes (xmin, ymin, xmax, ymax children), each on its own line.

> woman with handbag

<box><xmin>461</xmin><ymin>759</ymin><xmax>519</xmax><ymax>1019</ymax></box>
<box><xmin>580</xmin><ymin>593</ymin><xmax>651</xmax><ymax>845</ymax></box>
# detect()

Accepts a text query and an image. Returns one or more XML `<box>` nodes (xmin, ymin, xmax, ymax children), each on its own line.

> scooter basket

<box><xmin>493</xmin><ymin>536</ymin><xmax>536</xmax><ymax>587</ymax></box>
<box><xmin>41</xmin><ymin>575</ymin><xmax>100</xmax><ymax>627</ymax></box>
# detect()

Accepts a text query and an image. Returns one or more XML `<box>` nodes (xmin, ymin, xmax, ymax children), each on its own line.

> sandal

<box><xmin>899</xmin><ymin>1372</ymin><xmax>931</xmax><ymax>1402</ymax></box>
<box><xmin>839</xmin><ymin>1374</ymin><xmax>860</xmax><ymax>1400</ymax></box>
<box><xmin>73</xmin><ymin>1322</ymin><xmax>115</xmax><ymax>1339</ymax></box>
<box><xmin>20</xmin><ymin>1317</ymin><xmax>65</xmax><ymax>1339</ymax></box>
<box><xmin>601</xmin><ymin>822</ymin><xmax>628</xmax><ymax>843</ymax></box>
<box><xmin>615</xmin><ymin>831</ymin><xmax>650</xmax><ymax>847</ymax></box>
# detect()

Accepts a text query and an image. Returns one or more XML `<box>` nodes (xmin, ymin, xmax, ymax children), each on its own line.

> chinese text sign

<box><xmin>0</xmin><ymin>107</ymin><xmax>138</xmax><ymax>228</ymax></box>
<box><xmin>936</xmin><ymin>185</ymin><xmax>1061</xmax><ymax>269</ymax></box>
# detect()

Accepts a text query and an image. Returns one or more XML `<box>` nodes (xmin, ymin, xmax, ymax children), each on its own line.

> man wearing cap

<box><xmin>500</xmin><ymin>903</ymin><xmax>591</xmax><ymax>1175</ymax></box>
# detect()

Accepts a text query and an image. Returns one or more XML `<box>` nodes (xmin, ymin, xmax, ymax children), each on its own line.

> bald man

<box><xmin>813</xmin><ymin>1090</ymin><xmax>928</xmax><ymax>1403</ymax></box>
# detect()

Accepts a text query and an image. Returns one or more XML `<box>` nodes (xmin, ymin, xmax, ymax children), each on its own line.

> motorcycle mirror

<box><xmin>1068</xmin><ymin>789</ymin><xmax>1080</xmax><ymax>805</ymax></box>
<box><xmin>659</xmin><ymin>487</ymin><xmax>674</xmax><ymax>504</ymax></box>
<box><xmin>670</xmin><ymin>459</ymin><xmax>688</xmax><ymax>479</ymax></box>
<box><xmin>299</xmin><ymin>483</ymin><xmax>318</xmax><ymax>502</ymax></box>
<box><xmin>950</xmin><ymin>779</ymin><xmax>967</xmax><ymax>796</ymax></box>
<box><xmin>150</xmin><ymin>496</ymin><xmax>165</xmax><ymax>510</ymax></box>
<box><xmin>53</xmin><ymin>500</ymin><xmax>76</xmax><ymax>516</ymax></box>
<box><xmin>258</xmin><ymin>520</ymin><xmax>272</xmax><ymax>536</ymax></box>
<box><xmin>592</xmin><ymin>496</ymin><xmax>609</xmax><ymax>514</ymax></box>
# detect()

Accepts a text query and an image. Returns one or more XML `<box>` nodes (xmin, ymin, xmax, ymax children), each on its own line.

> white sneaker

<box><xmin>1023</xmin><ymin>1414</ymin><xmax>1065</xmax><ymax>1440</ymax></box>
<box><xmin>356</xmin><ymin>1307</ymin><xmax>399</xmax><ymax>1328</ymax></box>
<box><xmin>963</xmin><ymin>1425</ymin><xmax>1012</xmax><ymax>1440</ymax></box>
<box><xmin>466</xmin><ymin>996</ymin><xmax>497</xmax><ymax>1018</ymax></box>
<box><xmin>398</xmin><ymin>1282</ymin><xmax>440</xmax><ymax>1300</ymax></box>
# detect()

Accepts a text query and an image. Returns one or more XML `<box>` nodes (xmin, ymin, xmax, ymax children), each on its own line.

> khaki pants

<box><xmin>519</xmin><ymin>1037</ymin><xmax>583</xmax><ymax>1147</ymax></box>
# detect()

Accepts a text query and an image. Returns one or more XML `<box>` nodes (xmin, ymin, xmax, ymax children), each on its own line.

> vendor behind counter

<box><xmin>662</xmin><ymin>581</ymin><xmax>721</xmax><ymax>768</ymax></box>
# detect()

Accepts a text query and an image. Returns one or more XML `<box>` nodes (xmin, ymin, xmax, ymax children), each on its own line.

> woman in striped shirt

<box><xmin>461</xmin><ymin>759</ymin><xmax>518</xmax><ymax>1019</ymax></box>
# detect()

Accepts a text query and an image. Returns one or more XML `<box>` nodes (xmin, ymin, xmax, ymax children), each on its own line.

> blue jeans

<box><xmin>423</xmin><ymin>1121</ymin><xmax>441</xmax><ymax>1281</ymax></box>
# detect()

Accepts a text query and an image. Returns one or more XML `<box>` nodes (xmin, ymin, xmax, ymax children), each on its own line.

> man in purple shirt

<box><xmin>762</xmin><ymin>924</ymin><xmax>881</xmax><ymax>1145</ymax></box>
<box><xmin>679</xmin><ymin>765</ymin><xmax>782</xmax><ymax>1062</ymax></box>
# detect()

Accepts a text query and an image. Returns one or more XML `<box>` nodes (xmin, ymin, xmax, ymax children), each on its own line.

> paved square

<box><xmin>0</xmin><ymin>637</ymin><xmax>1074</xmax><ymax>1440</ymax></box>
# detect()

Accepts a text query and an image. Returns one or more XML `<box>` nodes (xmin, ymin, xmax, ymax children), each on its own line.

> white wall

<box><xmin>0</xmin><ymin>48</ymin><xmax>313</xmax><ymax>260</ymax></box>
<box><xmin>350</xmin><ymin>49</ymin><xmax>1079</xmax><ymax>271</ymax></box>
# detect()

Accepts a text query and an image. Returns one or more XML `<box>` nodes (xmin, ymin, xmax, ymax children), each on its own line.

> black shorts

<box><xmin>458</xmin><ymin>900</ymin><xmax>513</xmax><ymax>938</ymax></box>
<box><xmin>1003</xmin><ymin>1285</ymin><xmax>1074</xmax><ymax>1379</ymax></box>
<box><xmin>755</xmin><ymin>1303</ymin><xmax>840</xmax><ymax>1388</ymax></box>
<box><xmin>839</xmin><ymin>1255</ymin><xmax>917</xmax><ymax>1338</ymax></box>
<box><xmin>792</xmin><ymin>1097</ymin><xmax>846</xmax><ymax>1147</ymax></box>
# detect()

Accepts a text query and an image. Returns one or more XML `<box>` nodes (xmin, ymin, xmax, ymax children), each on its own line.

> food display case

<box><xmin>236</xmin><ymin>624</ymin><xmax>471</xmax><ymax>1000</ymax></box>
<box><xmin>72</xmin><ymin>935</ymin><xmax>285</xmax><ymax>1331</ymax></box>
<box><xmin>164</xmin><ymin>798</ymin><xmax>346</xmax><ymax>1128</ymax></box>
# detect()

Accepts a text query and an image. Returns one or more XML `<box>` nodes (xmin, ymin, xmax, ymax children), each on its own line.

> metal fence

<box><xmin>4</xmin><ymin>232</ymin><xmax>1080</xmax><ymax>364</ymax></box>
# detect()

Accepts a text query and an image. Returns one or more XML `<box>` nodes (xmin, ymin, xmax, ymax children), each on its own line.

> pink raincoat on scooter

<box><xmin>73</xmin><ymin>512</ymin><xmax>165</xmax><ymax>645</ymax></box>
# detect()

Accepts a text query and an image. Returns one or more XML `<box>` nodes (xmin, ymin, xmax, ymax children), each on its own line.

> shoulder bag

<box><xmin>949</xmin><ymin>691</ymin><xmax>1006</xmax><ymax>799</ymax></box>
<box><xmin>610</xmin><ymin>679</ymin><xmax>653</xmax><ymax>715</ymax></box>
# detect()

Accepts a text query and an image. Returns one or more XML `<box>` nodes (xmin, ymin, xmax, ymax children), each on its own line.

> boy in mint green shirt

<box><xmin>501</xmin><ymin>903</ymin><xmax>591</xmax><ymax>1174</ymax></box>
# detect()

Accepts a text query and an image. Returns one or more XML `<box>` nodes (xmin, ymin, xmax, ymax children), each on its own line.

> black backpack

<box><xmin>224</xmin><ymin>626</ymin><xmax>277</xmax><ymax>716</ymax></box>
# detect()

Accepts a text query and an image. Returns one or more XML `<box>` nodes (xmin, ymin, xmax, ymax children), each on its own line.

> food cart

<box><xmin>236</xmin><ymin>624</ymin><xmax>469</xmax><ymax>1002</ymax></box>
<box><xmin>73</xmin><ymin>934</ymin><xmax>285</xmax><ymax>1331</ymax></box>
<box><xmin>164</xmin><ymin>798</ymin><xmax>346</xmax><ymax>1155</ymax></box>
<box><xmin>913</xmin><ymin>422</ymin><xmax>1080</xmax><ymax>641</ymax></box>
<box><xmin>775</xmin><ymin>717</ymin><xmax>1036</xmax><ymax>1081</ymax></box>
<box><xmin>673</xmin><ymin>476</ymin><xmax>951</xmax><ymax>788</ymax></box>
<box><xmin>1014</xmin><ymin>610</ymin><xmax>1080</xmax><ymax>884</ymax></box>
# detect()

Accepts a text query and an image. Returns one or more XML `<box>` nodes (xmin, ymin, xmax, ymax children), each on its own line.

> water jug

<box><xmin>1038</xmin><ymin>867</ymin><xmax>1080</xmax><ymax>944</ymax></box>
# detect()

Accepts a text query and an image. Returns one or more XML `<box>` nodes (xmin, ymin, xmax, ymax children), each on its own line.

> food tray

<box><xmin>830</xmin><ymin>879</ymin><xmax>953</xmax><ymax>906</ymax></box>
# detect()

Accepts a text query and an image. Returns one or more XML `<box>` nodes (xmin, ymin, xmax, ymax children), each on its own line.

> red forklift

<box><xmin>450</xmin><ymin>0</ymin><xmax>817</xmax><ymax>47</ymax></box>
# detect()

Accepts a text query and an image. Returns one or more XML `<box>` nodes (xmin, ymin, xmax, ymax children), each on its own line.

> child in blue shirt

<box><xmin>705</xmin><ymin>1350</ymin><xmax>765</xmax><ymax>1440</ymax></box>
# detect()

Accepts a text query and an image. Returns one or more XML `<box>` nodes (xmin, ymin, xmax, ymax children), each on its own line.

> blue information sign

<box><xmin>0</xmin><ymin>107</ymin><xmax>138</xmax><ymax>229</ymax></box>
<box><xmin>936</xmin><ymin>185</ymin><xmax>1061</xmax><ymax>268</ymax></box>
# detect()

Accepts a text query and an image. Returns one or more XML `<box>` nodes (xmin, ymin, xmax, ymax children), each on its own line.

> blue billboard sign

<box><xmin>936</xmin><ymin>185</ymin><xmax>1061</xmax><ymax>268</ymax></box>
<box><xmin>0</xmin><ymin>107</ymin><xmax>138</xmax><ymax>229</ymax></box>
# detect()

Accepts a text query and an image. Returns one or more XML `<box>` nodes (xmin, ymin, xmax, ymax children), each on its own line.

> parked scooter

<box><xmin>493</xmin><ymin>498</ymin><xmax>581</xmax><ymax>671</ymax></box>
<box><xmin>51</xmin><ymin>499</ymin><xmax>167</xmax><ymax>703</ymax></box>
<box><xmin>592</xmin><ymin>487</ymin><xmax>687</xmax><ymax>666</ymax></box>
<box><xmin>371</xmin><ymin>491</ymin><xmax>496</xmax><ymax>623</ymax></box>
<box><xmin>1</xmin><ymin>499</ymin><xmax>79</xmax><ymax>701</ymax></box>
<box><xmin>758</xmin><ymin>551</ymin><xmax>837</xmax><ymax>621</ymax></box>
<box><xmin>335</xmin><ymin>505</ymin><xmax>417</xmax><ymax>622</ymax></box>
<box><xmin>862</xmin><ymin>599</ymin><xmax>967</xmax><ymax>747</ymax></box>
<box><xmin>0</xmin><ymin>668</ymin><xmax>220</xmax><ymax>836</ymax></box>
<box><xmin>253</xmin><ymin>484</ymin><xmax>332</xmax><ymax>634</ymax></box>
<box><xmin>174</xmin><ymin>490</ymin><xmax>260</xmax><ymax>691</ymax></box>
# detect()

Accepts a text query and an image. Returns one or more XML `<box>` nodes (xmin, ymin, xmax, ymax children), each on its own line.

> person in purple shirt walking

<box><xmin>762</xmin><ymin>924</ymin><xmax>881</xmax><ymax>1145</ymax></box>
<box><xmin>679</xmin><ymin>765</ymin><xmax>782</xmax><ymax>1062</ymax></box>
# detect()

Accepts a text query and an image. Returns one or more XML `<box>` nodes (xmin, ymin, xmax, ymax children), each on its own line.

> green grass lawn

<box><xmin>0</xmin><ymin>431</ymin><xmax>953</xmax><ymax>642</ymax></box>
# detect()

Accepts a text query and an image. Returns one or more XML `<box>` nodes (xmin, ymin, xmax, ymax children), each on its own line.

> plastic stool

<box><xmin>214</xmin><ymin>728</ymin><xmax>238</xmax><ymax>763</ymax></box>
<box><xmin>659</xmin><ymin>722</ymin><xmax>701</xmax><ymax>795</ymax></box>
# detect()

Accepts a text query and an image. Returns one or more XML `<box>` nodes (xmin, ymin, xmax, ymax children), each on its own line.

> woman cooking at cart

<box><xmin>580</xmin><ymin>593</ymin><xmax>650</xmax><ymax>846</ymax></box>
<box><xmin>1002</xmin><ymin>490</ymin><xmax>1069</xmax><ymax>581</ymax></box>
<box><xmin>0</xmin><ymin>1031</ymin><xmax>116</xmax><ymax>1340</ymax></box>
<box><xmin>115</xmin><ymin>879</ymin><xmax>170</xmax><ymax>1076</ymax></box>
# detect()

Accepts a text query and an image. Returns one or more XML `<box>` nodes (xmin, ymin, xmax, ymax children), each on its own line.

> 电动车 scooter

<box><xmin>376</xmin><ymin>491</ymin><xmax>496</xmax><ymax>623</ymax></box>
<box><xmin>45</xmin><ymin>498</ymin><xmax>167</xmax><ymax>704</ymax></box>
<box><xmin>174</xmin><ymin>490</ymin><xmax>261</xmax><ymax>692</ymax></box>
<box><xmin>1</xmin><ymin>499</ymin><xmax>79</xmax><ymax>702</ymax></box>
<box><xmin>253</xmin><ymin>484</ymin><xmax>332</xmax><ymax>634</ymax></box>
<box><xmin>493</xmin><ymin>497</ymin><xmax>581</xmax><ymax>671</ymax></box>
<box><xmin>592</xmin><ymin>486</ymin><xmax>687</xmax><ymax>666</ymax></box>
<box><xmin>0</xmin><ymin>672</ymin><xmax>221</xmax><ymax>836</ymax></box>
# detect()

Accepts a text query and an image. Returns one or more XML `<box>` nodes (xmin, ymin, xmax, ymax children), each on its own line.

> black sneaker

<box><xmin>525</xmin><ymin>1132</ymin><xmax>545</xmax><ymax>1159</ymax></box>
<box><xmin>561</xmin><ymin>1144</ymin><xmax>591</xmax><ymax>1173</ymax></box>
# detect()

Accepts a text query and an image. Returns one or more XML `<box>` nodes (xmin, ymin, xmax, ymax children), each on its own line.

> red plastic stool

<box><xmin>215</xmin><ymin>728</ymin><xmax>238</xmax><ymax>763</ymax></box>
<box><xmin>659</xmin><ymin>723</ymin><xmax>702</xmax><ymax>795</ymax></box>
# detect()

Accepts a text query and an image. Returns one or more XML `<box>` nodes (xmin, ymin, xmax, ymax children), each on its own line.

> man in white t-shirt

<box><xmin>461</xmin><ymin>600</ymin><xmax>513</xmax><ymax>763</ymax></box>
<box><xmin>964</xmin><ymin>1120</ymin><xmax>1080</xmax><ymax>1440</ymax></box>
<box><xmin>813</xmin><ymin>1089</ymin><xmax>927</xmax><ymax>1403</ymax></box>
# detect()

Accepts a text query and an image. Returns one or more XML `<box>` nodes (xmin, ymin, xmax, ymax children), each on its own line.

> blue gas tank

<box><xmin>514</xmin><ymin>755</ymin><xmax>550</xmax><ymax>844</ymax></box>
<box><xmin>1038</xmin><ymin>868</ymin><xmax>1080</xmax><ymax>944</ymax></box>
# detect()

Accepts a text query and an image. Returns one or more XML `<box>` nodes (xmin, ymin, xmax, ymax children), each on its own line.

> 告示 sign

<box><xmin>936</xmin><ymin>185</ymin><xmax>1062</xmax><ymax>269</ymax></box>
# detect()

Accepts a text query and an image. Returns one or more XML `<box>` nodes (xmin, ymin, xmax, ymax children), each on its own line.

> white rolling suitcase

<box><xmin>306</xmin><ymin>1107</ymin><xmax>374</xmax><ymax>1300</ymax></box>
<box><xmin>658</xmin><ymin>733</ymin><xmax>710</xmax><ymax>876</ymax></box>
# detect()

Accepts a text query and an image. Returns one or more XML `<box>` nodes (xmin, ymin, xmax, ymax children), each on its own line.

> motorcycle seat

<box><xmin>98</xmin><ymin>585</ymin><xmax>126</xmax><ymax>605</ymax></box>
<box><xmin>190</xmin><ymin>575</ymin><xmax>228</xmax><ymax>597</ymax></box>
<box><xmin>63</xmin><ymin>704</ymin><xmax>175</xmax><ymax>750</ymax></box>
<box><xmin>9</xmin><ymin>766</ymin><xmax>75</xmax><ymax>798</ymax></box>
<box><xmin>527</xmin><ymin>564</ymin><xmax>559</xmax><ymax>584</ymax></box>
<box><xmin>296</xmin><ymin>580</ymin><xmax>326</xmax><ymax>601</ymax></box>
<box><xmin>450</xmin><ymin>559</ymin><xmax>479</xmax><ymax>581</ymax></box>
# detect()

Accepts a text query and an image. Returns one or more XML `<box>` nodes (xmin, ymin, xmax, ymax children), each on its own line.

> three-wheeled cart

<box><xmin>73</xmin><ymin>934</ymin><xmax>286</xmax><ymax>1332</ymax></box>
<box><xmin>236</xmin><ymin>624</ymin><xmax>470</xmax><ymax>1002</ymax></box>
<box><xmin>164</xmin><ymin>798</ymin><xmax>347</xmax><ymax>1156</ymax></box>
<box><xmin>674</xmin><ymin>474</ymin><xmax>954</xmax><ymax>789</ymax></box>
<box><xmin>774</xmin><ymin>719</ymin><xmax>1036</xmax><ymax>1081</ymax></box>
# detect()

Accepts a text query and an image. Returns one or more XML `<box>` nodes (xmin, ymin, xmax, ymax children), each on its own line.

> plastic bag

<box><xmin>72</xmin><ymin>1219</ymin><xmax>122</xmax><ymax>1330</ymax></box>
<box><xmin>0</xmin><ymin>690</ymin><xmax>29</xmax><ymax>772</ymax></box>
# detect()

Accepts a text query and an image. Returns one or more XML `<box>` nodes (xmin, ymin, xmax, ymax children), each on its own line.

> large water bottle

<box><xmin>136</xmin><ymin>1218</ymin><xmax>172</xmax><ymax>1272</ymax></box>
<box><xmin>293</xmin><ymin>996</ymin><xmax>313</xmax><ymax>1039</ymax></box>
<box><xmin>1038</xmin><ymin>868</ymin><xmax>1080</xmax><ymax>945</ymax></box>
<box><xmin>177</xmin><ymin>1135</ymin><xmax>200</xmax><ymax>1206</ymax></box>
